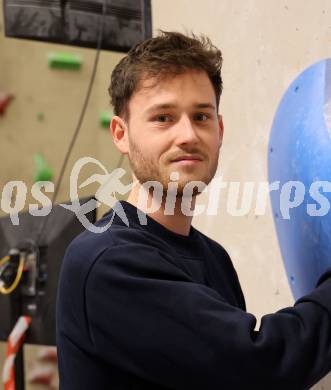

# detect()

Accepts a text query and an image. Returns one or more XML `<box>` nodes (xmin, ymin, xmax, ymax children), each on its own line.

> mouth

<box><xmin>171</xmin><ymin>154</ymin><xmax>204</xmax><ymax>163</ymax></box>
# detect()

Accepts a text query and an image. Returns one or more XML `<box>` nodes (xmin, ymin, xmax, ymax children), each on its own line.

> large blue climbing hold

<box><xmin>269</xmin><ymin>58</ymin><xmax>331</xmax><ymax>300</ymax></box>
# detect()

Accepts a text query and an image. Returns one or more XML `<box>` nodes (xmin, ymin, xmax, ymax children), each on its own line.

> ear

<box><xmin>218</xmin><ymin>114</ymin><xmax>224</xmax><ymax>148</ymax></box>
<box><xmin>110</xmin><ymin>115</ymin><xmax>129</xmax><ymax>154</ymax></box>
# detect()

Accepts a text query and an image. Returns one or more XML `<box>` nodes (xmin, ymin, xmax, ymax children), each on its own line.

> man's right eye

<box><xmin>153</xmin><ymin>114</ymin><xmax>172</xmax><ymax>123</ymax></box>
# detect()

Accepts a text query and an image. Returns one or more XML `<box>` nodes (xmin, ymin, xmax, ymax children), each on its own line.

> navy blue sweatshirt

<box><xmin>56</xmin><ymin>200</ymin><xmax>331</xmax><ymax>389</ymax></box>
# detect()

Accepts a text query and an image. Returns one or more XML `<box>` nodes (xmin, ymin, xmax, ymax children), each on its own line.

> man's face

<box><xmin>123</xmin><ymin>70</ymin><xmax>223</xmax><ymax>196</ymax></box>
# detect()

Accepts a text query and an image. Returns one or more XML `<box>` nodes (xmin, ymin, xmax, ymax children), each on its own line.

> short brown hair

<box><xmin>108</xmin><ymin>31</ymin><xmax>223</xmax><ymax>119</ymax></box>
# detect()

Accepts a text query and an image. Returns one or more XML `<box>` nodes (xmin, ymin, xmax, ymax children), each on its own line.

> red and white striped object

<box><xmin>2</xmin><ymin>316</ymin><xmax>32</xmax><ymax>390</ymax></box>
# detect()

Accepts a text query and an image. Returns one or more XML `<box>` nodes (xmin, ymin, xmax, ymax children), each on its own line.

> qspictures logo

<box><xmin>1</xmin><ymin>157</ymin><xmax>331</xmax><ymax>233</ymax></box>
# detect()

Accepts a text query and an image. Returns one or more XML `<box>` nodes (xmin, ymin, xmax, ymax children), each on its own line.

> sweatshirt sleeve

<box><xmin>85</xmin><ymin>243</ymin><xmax>331</xmax><ymax>390</ymax></box>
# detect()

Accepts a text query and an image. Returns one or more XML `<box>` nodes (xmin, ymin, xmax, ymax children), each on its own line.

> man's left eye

<box><xmin>195</xmin><ymin>113</ymin><xmax>209</xmax><ymax>121</ymax></box>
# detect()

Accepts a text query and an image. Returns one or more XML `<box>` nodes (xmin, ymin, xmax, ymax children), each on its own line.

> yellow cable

<box><xmin>0</xmin><ymin>255</ymin><xmax>10</xmax><ymax>267</ymax></box>
<box><xmin>0</xmin><ymin>255</ymin><xmax>24</xmax><ymax>295</ymax></box>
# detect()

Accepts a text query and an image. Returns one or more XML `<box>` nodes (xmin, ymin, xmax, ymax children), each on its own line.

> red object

<box><xmin>37</xmin><ymin>347</ymin><xmax>58</xmax><ymax>363</ymax></box>
<box><xmin>0</xmin><ymin>92</ymin><xmax>14</xmax><ymax>115</ymax></box>
<box><xmin>27</xmin><ymin>347</ymin><xmax>58</xmax><ymax>388</ymax></box>
<box><xmin>2</xmin><ymin>316</ymin><xmax>32</xmax><ymax>390</ymax></box>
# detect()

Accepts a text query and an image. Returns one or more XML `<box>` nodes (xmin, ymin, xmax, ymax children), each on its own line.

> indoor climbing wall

<box><xmin>0</xmin><ymin>3</ymin><xmax>130</xmax><ymax>388</ymax></box>
<box><xmin>1</xmin><ymin>0</ymin><xmax>331</xmax><ymax>389</ymax></box>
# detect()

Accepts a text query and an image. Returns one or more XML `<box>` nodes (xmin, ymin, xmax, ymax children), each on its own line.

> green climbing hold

<box><xmin>33</xmin><ymin>153</ymin><xmax>54</xmax><ymax>182</ymax></box>
<box><xmin>48</xmin><ymin>52</ymin><xmax>82</xmax><ymax>70</ymax></box>
<box><xmin>100</xmin><ymin>111</ymin><xmax>113</xmax><ymax>128</ymax></box>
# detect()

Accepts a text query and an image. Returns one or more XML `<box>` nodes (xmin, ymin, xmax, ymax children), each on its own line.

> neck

<box><xmin>126</xmin><ymin>182</ymin><xmax>195</xmax><ymax>236</ymax></box>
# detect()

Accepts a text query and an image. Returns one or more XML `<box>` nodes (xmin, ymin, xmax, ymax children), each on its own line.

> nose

<box><xmin>174</xmin><ymin>114</ymin><xmax>199</xmax><ymax>146</ymax></box>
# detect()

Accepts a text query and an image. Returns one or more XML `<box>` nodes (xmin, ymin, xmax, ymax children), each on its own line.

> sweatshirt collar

<box><xmin>110</xmin><ymin>200</ymin><xmax>203</xmax><ymax>257</ymax></box>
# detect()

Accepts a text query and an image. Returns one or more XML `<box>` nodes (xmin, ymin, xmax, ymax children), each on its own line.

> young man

<box><xmin>56</xmin><ymin>32</ymin><xmax>331</xmax><ymax>389</ymax></box>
